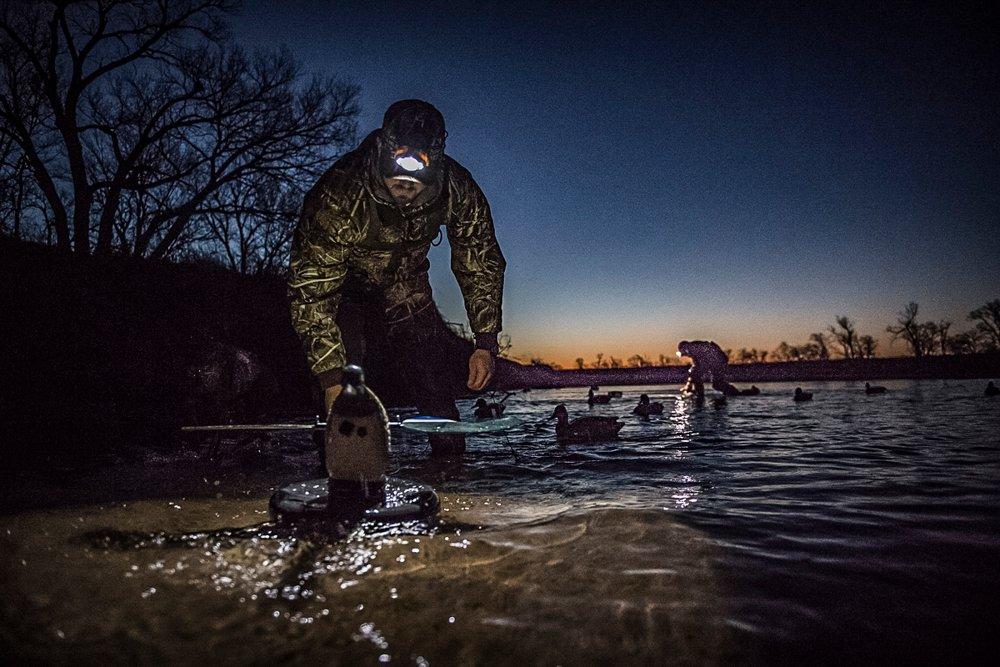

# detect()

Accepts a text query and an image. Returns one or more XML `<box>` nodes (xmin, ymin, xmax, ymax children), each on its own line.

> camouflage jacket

<box><xmin>288</xmin><ymin>132</ymin><xmax>506</xmax><ymax>385</ymax></box>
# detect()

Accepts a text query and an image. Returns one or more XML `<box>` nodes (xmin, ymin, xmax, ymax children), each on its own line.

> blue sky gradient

<box><xmin>234</xmin><ymin>1</ymin><xmax>999</xmax><ymax>365</ymax></box>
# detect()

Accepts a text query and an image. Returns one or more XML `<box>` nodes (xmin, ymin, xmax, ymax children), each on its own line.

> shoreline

<box><xmin>495</xmin><ymin>354</ymin><xmax>1000</xmax><ymax>389</ymax></box>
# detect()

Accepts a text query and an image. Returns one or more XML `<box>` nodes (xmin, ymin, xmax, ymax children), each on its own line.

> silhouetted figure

<box><xmin>590</xmin><ymin>384</ymin><xmax>600</xmax><ymax>391</ymax></box>
<box><xmin>677</xmin><ymin>340</ymin><xmax>741</xmax><ymax>398</ymax></box>
<box><xmin>985</xmin><ymin>382</ymin><xmax>1000</xmax><ymax>397</ymax></box>
<box><xmin>793</xmin><ymin>387</ymin><xmax>813</xmax><ymax>402</ymax></box>
<box><xmin>865</xmin><ymin>382</ymin><xmax>887</xmax><ymax>395</ymax></box>
<box><xmin>740</xmin><ymin>385</ymin><xmax>761</xmax><ymax>396</ymax></box>
<box><xmin>588</xmin><ymin>388</ymin><xmax>611</xmax><ymax>407</ymax></box>
<box><xmin>552</xmin><ymin>404</ymin><xmax>623</xmax><ymax>443</ymax></box>
<box><xmin>632</xmin><ymin>393</ymin><xmax>664</xmax><ymax>419</ymax></box>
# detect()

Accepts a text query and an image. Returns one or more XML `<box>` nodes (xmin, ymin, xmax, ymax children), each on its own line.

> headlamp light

<box><xmin>393</xmin><ymin>147</ymin><xmax>429</xmax><ymax>172</ymax></box>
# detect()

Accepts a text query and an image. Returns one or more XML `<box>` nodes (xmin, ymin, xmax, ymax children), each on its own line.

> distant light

<box><xmin>395</xmin><ymin>155</ymin><xmax>425</xmax><ymax>172</ymax></box>
<box><xmin>676</xmin><ymin>350</ymin><xmax>683</xmax><ymax>357</ymax></box>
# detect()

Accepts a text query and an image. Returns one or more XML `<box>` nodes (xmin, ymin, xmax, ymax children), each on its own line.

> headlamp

<box><xmin>393</xmin><ymin>147</ymin><xmax>429</xmax><ymax>172</ymax></box>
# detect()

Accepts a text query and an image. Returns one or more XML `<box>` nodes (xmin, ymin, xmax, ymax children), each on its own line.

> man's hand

<box><xmin>324</xmin><ymin>384</ymin><xmax>343</xmax><ymax>417</ymax></box>
<box><xmin>467</xmin><ymin>349</ymin><xmax>495</xmax><ymax>391</ymax></box>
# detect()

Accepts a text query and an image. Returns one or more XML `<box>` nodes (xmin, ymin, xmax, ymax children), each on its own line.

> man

<box><xmin>676</xmin><ymin>340</ymin><xmax>741</xmax><ymax>398</ymax></box>
<box><xmin>288</xmin><ymin>100</ymin><xmax>506</xmax><ymax>457</ymax></box>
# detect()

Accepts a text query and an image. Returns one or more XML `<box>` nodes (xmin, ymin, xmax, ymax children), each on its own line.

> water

<box><xmin>2</xmin><ymin>380</ymin><xmax>999</xmax><ymax>663</ymax></box>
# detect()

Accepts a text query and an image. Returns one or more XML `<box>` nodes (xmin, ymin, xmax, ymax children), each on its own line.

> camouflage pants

<box><xmin>333</xmin><ymin>288</ymin><xmax>472</xmax><ymax>456</ymax></box>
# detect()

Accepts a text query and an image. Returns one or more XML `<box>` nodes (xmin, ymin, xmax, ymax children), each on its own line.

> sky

<box><xmin>234</xmin><ymin>0</ymin><xmax>999</xmax><ymax>367</ymax></box>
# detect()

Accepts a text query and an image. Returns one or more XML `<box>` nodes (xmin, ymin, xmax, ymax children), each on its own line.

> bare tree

<box><xmin>772</xmin><ymin>341</ymin><xmax>793</xmax><ymax>361</ymax></box>
<box><xmin>886</xmin><ymin>303</ymin><xmax>939</xmax><ymax>357</ymax></box>
<box><xmin>829</xmin><ymin>316</ymin><xmax>860</xmax><ymax>359</ymax></box>
<box><xmin>627</xmin><ymin>354</ymin><xmax>647</xmax><ymax>368</ymax></box>
<box><xmin>809</xmin><ymin>332</ymin><xmax>829</xmax><ymax>359</ymax></box>
<box><xmin>968</xmin><ymin>299</ymin><xmax>1000</xmax><ymax>350</ymax></box>
<box><xmin>935</xmin><ymin>320</ymin><xmax>951</xmax><ymax>356</ymax></box>
<box><xmin>575</xmin><ymin>357</ymin><xmax>585</xmax><ymax>370</ymax></box>
<box><xmin>591</xmin><ymin>352</ymin><xmax>604</xmax><ymax>369</ymax></box>
<box><xmin>0</xmin><ymin>131</ymin><xmax>44</xmax><ymax>239</ymax></box>
<box><xmin>608</xmin><ymin>356</ymin><xmax>621</xmax><ymax>369</ymax></box>
<box><xmin>857</xmin><ymin>335</ymin><xmax>878</xmax><ymax>359</ymax></box>
<box><xmin>948</xmin><ymin>330</ymin><xmax>983</xmax><ymax>355</ymax></box>
<box><xmin>0</xmin><ymin>1</ymin><xmax>358</xmax><ymax>261</ymax></box>
<box><xmin>797</xmin><ymin>341</ymin><xmax>822</xmax><ymax>360</ymax></box>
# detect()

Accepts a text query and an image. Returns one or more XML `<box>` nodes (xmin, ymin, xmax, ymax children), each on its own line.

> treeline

<box><xmin>545</xmin><ymin>299</ymin><xmax>1000</xmax><ymax>369</ymax></box>
<box><xmin>1</xmin><ymin>1</ymin><xmax>358</xmax><ymax>274</ymax></box>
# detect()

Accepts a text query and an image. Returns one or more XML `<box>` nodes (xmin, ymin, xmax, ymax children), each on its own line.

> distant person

<box><xmin>793</xmin><ymin>387</ymin><xmax>813</xmax><ymax>402</ymax></box>
<box><xmin>677</xmin><ymin>340</ymin><xmax>741</xmax><ymax>398</ymax></box>
<box><xmin>986</xmin><ymin>382</ymin><xmax>999</xmax><ymax>397</ymax></box>
<box><xmin>288</xmin><ymin>100</ymin><xmax>506</xmax><ymax>458</ymax></box>
<box><xmin>632</xmin><ymin>393</ymin><xmax>664</xmax><ymax>419</ymax></box>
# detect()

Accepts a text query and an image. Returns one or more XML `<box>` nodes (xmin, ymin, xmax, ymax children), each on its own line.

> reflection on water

<box><xmin>2</xmin><ymin>379</ymin><xmax>999</xmax><ymax>663</ymax></box>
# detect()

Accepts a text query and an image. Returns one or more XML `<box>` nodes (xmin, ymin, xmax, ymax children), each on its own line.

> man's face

<box><xmin>383</xmin><ymin>177</ymin><xmax>426</xmax><ymax>206</ymax></box>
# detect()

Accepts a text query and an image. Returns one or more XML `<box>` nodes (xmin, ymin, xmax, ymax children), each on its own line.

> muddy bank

<box><xmin>1</xmin><ymin>239</ymin><xmax>316</xmax><ymax>466</ymax></box>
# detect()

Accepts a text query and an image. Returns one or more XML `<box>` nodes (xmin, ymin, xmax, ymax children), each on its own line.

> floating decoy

<box><xmin>740</xmin><ymin>385</ymin><xmax>761</xmax><ymax>396</ymax></box>
<box><xmin>588</xmin><ymin>388</ymin><xmax>611</xmax><ymax>406</ymax></box>
<box><xmin>473</xmin><ymin>391</ymin><xmax>515</xmax><ymax>419</ymax></box>
<box><xmin>865</xmin><ymin>382</ymin><xmax>887</xmax><ymax>395</ymax></box>
<box><xmin>473</xmin><ymin>398</ymin><xmax>498</xmax><ymax>419</ymax></box>
<box><xmin>607</xmin><ymin>390</ymin><xmax>623</xmax><ymax>398</ymax></box>
<box><xmin>986</xmin><ymin>382</ymin><xmax>999</xmax><ymax>397</ymax></box>
<box><xmin>552</xmin><ymin>404</ymin><xmax>623</xmax><ymax>443</ymax></box>
<box><xmin>793</xmin><ymin>387</ymin><xmax>813</xmax><ymax>402</ymax></box>
<box><xmin>632</xmin><ymin>393</ymin><xmax>664</xmax><ymax>417</ymax></box>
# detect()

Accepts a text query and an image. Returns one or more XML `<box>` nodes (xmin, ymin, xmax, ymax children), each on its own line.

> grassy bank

<box><xmin>0</xmin><ymin>238</ymin><xmax>316</xmax><ymax>467</ymax></box>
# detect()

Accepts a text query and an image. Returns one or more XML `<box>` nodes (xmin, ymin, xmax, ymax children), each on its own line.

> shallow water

<box><xmin>2</xmin><ymin>379</ymin><xmax>999</xmax><ymax>663</ymax></box>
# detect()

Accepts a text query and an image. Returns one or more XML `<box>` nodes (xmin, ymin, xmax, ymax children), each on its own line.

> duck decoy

<box><xmin>865</xmin><ymin>382</ymin><xmax>887</xmax><ymax>395</ymax></box>
<box><xmin>632</xmin><ymin>393</ymin><xmax>664</xmax><ymax>417</ymax></box>
<box><xmin>740</xmin><ymin>385</ymin><xmax>761</xmax><ymax>396</ymax></box>
<box><xmin>552</xmin><ymin>404</ymin><xmax>623</xmax><ymax>443</ymax></box>
<box><xmin>607</xmin><ymin>390</ymin><xmax>623</xmax><ymax>398</ymax></box>
<box><xmin>986</xmin><ymin>382</ymin><xmax>999</xmax><ymax>397</ymax></box>
<box><xmin>587</xmin><ymin>388</ymin><xmax>611</xmax><ymax>406</ymax></box>
<box><xmin>473</xmin><ymin>398</ymin><xmax>498</xmax><ymax>419</ymax></box>
<box><xmin>474</xmin><ymin>391</ymin><xmax>516</xmax><ymax>419</ymax></box>
<box><xmin>793</xmin><ymin>387</ymin><xmax>813</xmax><ymax>402</ymax></box>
